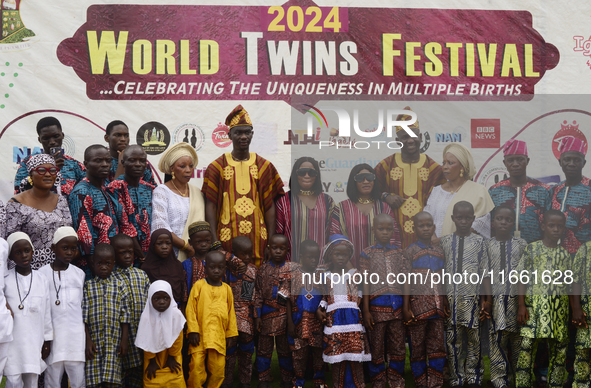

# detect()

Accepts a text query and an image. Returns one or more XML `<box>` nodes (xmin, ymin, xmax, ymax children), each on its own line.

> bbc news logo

<box><xmin>471</xmin><ymin>119</ymin><xmax>500</xmax><ymax>148</ymax></box>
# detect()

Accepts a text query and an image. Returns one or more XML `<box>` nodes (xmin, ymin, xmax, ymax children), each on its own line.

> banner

<box><xmin>0</xmin><ymin>0</ymin><xmax>589</xmax><ymax>202</ymax></box>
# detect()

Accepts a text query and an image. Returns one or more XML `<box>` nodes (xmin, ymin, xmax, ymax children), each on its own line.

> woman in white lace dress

<box><xmin>423</xmin><ymin>143</ymin><xmax>494</xmax><ymax>241</ymax></box>
<box><xmin>151</xmin><ymin>143</ymin><xmax>205</xmax><ymax>261</ymax></box>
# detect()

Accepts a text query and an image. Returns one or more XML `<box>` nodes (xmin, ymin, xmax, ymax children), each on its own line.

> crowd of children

<box><xmin>1</xmin><ymin>201</ymin><xmax>590</xmax><ymax>388</ymax></box>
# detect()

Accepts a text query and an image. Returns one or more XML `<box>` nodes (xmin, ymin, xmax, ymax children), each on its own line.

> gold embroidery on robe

<box><xmin>220</xmin><ymin>228</ymin><xmax>232</xmax><ymax>242</ymax></box>
<box><xmin>250</xmin><ymin>165</ymin><xmax>258</xmax><ymax>179</ymax></box>
<box><xmin>390</xmin><ymin>167</ymin><xmax>403</xmax><ymax>181</ymax></box>
<box><xmin>400</xmin><ymin>197</ymin><xmax>421</xmax><ymax>218</ymax></box>
<box><xmin>395</xmin><ymin>153</ymin><xmax>427</xmax><ymax>197</ymax></box>
<box><xmin>225</xmin><ymin>153</ymin><xmax>256</xmax><ymax>195</ymax></box>
<box><xmin>221</xmin><ymin>192</ymin><xmax>231</xmax><ymax>225</ymax></box>
<box><xmin>234</xmin><ymin>196</ymin><xmax>256</xmax><ymax>218</ymax></box>
<box><xmin>418</xmin><ymin>167</ymin><xmax>429</xmax><ymax>181</ymax></box>
<box><xmin>404</xmin><ymin>220</ymin><xmax>415</xmax><ymax>234</ymax></box>
<box><xmin>239</xmin><ymin>220</ymin><xmax>253</xmax><ymax>234</ymax></box>
<box><xmin>260</xmin><ymin>226</ymin><xmax>268</xmax><ymax>240</ymax></box>
<box><xmin>223</xmin><ymin>166</ymin><xmax>234</xmax><ymax>181</ymax></box>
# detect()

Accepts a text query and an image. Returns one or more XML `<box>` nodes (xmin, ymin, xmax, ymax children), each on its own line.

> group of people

<box><xmin>0</xmin><ymin>104</ymin><xmax>589</xmax><ymax>388</ymax></box>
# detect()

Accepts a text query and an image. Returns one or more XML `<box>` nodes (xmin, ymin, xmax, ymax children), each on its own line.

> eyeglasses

<box><xmin>296</xmin><ymin>168</ymin><xmax>318</xmax><ymax>178</ymax></box>
<box><xmin>354</xmin><ymin>173</ymin><xmax>376</xmax><ymax>183</ymax></box>
<box><xmin>32</xmin><ymin>166</ymin><xmax>58</xmax><ymax>176</ymax></box>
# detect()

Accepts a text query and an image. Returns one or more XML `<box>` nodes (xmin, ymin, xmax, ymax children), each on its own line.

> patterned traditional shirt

<box><xmin>489</xmin><ymin>177</ymin><xmax>551</xmax><ymax>243</ymax></box>
<box><xmin>68</xmin><ymin>178</ymin><xmax>119</xmax><ymax>258</ymax></box>
<box><xmin>107</xmin><ymin>176</ymin><xmax>154</xmax><ymax>253</ymax></box>
<box><xmin>202</xmin><ymin>153</ymin><xmax>284</xmax><ymax>267</ymax></box>
<box><xmin>517</xmin><ymin>241</ymin><xmax>570</xmax><ymax>341</ymax></box>
<box><xmin>441</xmin><ymin>233</ymin><xmax>489</xmax><ymax>329</ymax></box>
<box><xmin>83</xmin><ymin>275</ymin><xmax>130</xmax><ymax>386</ymax></box>
<box><xmin>330</xmin><ymin>199</ymin><xmax>402</xmax><ymax>268</ymax></box>
<box><xmin>108</xmin><ymin>156</ymin><xmax>157</xmax><ymax>186</ymax></box>
<box><xmin>254</xmin><ymin>260</ymin><xmax>292</xmax><ymax>336</ymax></box>
<box><xmin>288</xmin><ymin>264</ymin><xmax>324</xmax><ymax>349</ymax></box>
<box><xmin>182</xmin><ymin>251</ymin><xmax>243</xmax><ymax>295</ymax></box>
<box><xmin>550</xmin><ymin>177</ymin><xmax>591</xmax><ymax>256</ymax></box>
<box><xmin>403</xmin><ymin>241</ymin><xmax>446</xmax><ymax>320</ymax></box>
<box><xmin>14</xmin><ymin>154</ymin><xmax>86</xmax><ymax>198</ymax></box>
<box><xmin>572</xmin><ymin>242</ymin><xmax>591</xmax><ymax>348</ymax></box>
<box><xmin>112</xmin><ymin>266</ymin><xmax>150</xmax><ymax>370</ymax></box>
<box><xmin>226</xmin><ymin>263</ymin><xmax>257</xmax><ymax>335</ymax></box>
<box><xmin>275</xmin><ymin>191</ymin><xmax>335</xmax><ymax>262</ymax></box>
<box><xmin>375</xmin><ymin>153</ymin><xmax>446</xmax><ymax>248</ymax></box>
<box><xmin>359</xmin><ymin>243</ymin><xmax>405</xmax><ymax>321</ymax></box>
<box><xmin>485</xmin><ymin>237</ymin><xmax>528</xmax><ymax>332</ymax></box>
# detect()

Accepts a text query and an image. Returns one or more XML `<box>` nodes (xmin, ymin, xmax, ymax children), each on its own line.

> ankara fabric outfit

<box><xmin>223</xmin><ymin>263</ymin><xmax>257</xmax><ymax>386</ymax></box>
<box><xmin>202</xmin><ymin>153</ymin><xmax>284</xmax><ymax>266</ymax></box>
<box><xmin>186</xmin><ymin>279</ymin><xmax>238</xmax><ymax>388</ymax></box>
<box><xmin>485</xmin><ymin>237</ymin><xmax>528</xmax><ymax>388</ymax></box>
<box><xmin>375</xmin><ymin>153</ymin><xmax>445</xmax><ymax>248</ymax></box>
<box><xmin>254</xmin><ymin>261</ymin><xmax>294</xmax><ymax>383</ymax></box>
<box><xmin>359</xmin><ymin>243</ymin><xmax>406</xmax><ymax>388</ymax></box>
<box><xmin>404</xmin><ymin>241</ymin><xmax>447</xmax><ymax>388</ymax></box>
<box><xmin>570</xmin><ymin>242</ymin><xmax>591</xmax><ymax>388</ymax></box>
<box><xmin>441</xmin><ymin>233</ymin><xmax>489</xmax><ymax>387</ymax></box>
<box><xmin>515</xmin><ymin>241</ymin><xmax>571</xmax><ymax>388</ymax></box>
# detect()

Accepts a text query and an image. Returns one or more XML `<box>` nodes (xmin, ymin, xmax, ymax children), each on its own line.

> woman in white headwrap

<box><xmin>135</xmin><ymin>280</ymin><xmax>186</xmax><ymax>388</ymax></box>
<box><xmin>424</xmin><ymin>143</ymin><xmax>494</xmax><ymax>240</ymax></box>
<box><xmin>151</xmin><ymin>143</ymin><xmax>204</xmax><ymax>261</ymax></box>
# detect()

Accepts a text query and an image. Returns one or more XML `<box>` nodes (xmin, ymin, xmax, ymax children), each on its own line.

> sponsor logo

<box><xmin>0</xmin><ymin>1</ymin><xmax>38</xmax><ymax>51</ymax></box>
<box><xmin>334</xmin><ymin>181</ymin><xmax>345</xmax><ymax>192</ymax></box>
<box><xmin>478</xmin><ymin>165</ymin><xmax>508</xmax><ymax>189</ymax></box>
<box><xmin>136</xmin><ymin>121</ymin><xmax>171</xmax><ymax>155</ymax></box>
<box><xmin>212</xmin><ymin>123</ymin><xmax>232</xmax><ymax>148</ymax></box>
<box><xmin>435</xmin><ymin>133</ymin><xmax>462</xmax><ymax>142</ymax></box>
<box><xmin>471</xmin><ymin>119</ymin><xmax>500</xmax><ymax>148</ymax></box>
<box><xmin>573</xmin><ymin>36</ymin><xmax>591</xmax><ymax>69</ymax></box>
<box><xmin>13</xmin><ymin>146</ymin><xmax>41</xmax><ymax>164</ymax></box>
<box><xmin>420</xmin><ymin>131</ymin><xmax>431</xmax><ymax>153</ymax></box>
<box><xmin>173</xmin><ymin>123</ymin><xmax>205</xmax><ymax>152</ymax></box>
<box><xmin>552</xmin><ymin>120</ymin><xmax>588</xmax><ymax>159</ymax></box>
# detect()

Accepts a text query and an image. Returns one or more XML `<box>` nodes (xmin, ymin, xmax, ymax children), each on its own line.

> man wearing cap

<box><xmin>14</xmin><ymin>116</ymin><xmax>86</xmax><ymax>198</ymax></box>
<box><xmin>550</xmin><ymin>136</ymin><xmax>591</xmax><ymax>256</ymax></box>
<box><xmin>489</xmin><ymin>139</ymin><xmax>551</xmax><ymax>243</ymax></box>
<box><xmin>107</xmin><ymin>145</ymin><xmax>154</xmax><ymax>257</ymax></box>
<box><xmin>202</xmin><ymin>105</ymin><xmax>284</xmax><ymax>267</ymax></box>
<box><xmin>375</xmin><ymin>107</ymin><xmax>445</xmax><ymax>248</ymax></box>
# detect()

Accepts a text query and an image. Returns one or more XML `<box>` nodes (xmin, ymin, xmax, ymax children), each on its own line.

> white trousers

<box><xmin>44</xmin><ymin>361</ymin><xmax>86</xmax><ymax>388</ymax></box>
<box><xmin>5</xmin><ymin>373</ymin><xmax>39</xmax><ymax>388</ymax></box>
<box><xmin>0</xmin><ymin>341</ymin><xmax>9</xmax><ymax>380</ymax></box>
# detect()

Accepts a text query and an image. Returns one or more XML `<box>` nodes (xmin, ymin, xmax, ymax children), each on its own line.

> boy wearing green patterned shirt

<box><xmin>516</xmin><ymin>210</ymin><xmax>571</xmax><ymax>388</ymax></box>
<box><xmin>571</xmin><ymin>239</ymin><xmax>591</xmax><ymax>388</ymax></box>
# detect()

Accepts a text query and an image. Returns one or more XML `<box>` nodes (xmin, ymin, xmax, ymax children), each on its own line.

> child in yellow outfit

<box><xmin>135</xmin><ymin>280</ymin><xmax>187</xmax><ymax>388</ymax></box>
<box><xmin>187</xmin><ymin>251</ymin><xmax>238</xmax><ymax>388</ymax></box>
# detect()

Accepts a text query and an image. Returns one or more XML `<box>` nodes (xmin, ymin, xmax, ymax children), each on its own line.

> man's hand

<box><xmin>42</xmin><ymin>341</ymin><xmax>51</xmax><ymax>359</ymax></box>
<box><xmin>316</xmin><ymin>307</ymin><xmax>327</xmax><ymax>324</ymax></box>
<box><xmin>86</xmin><ymin>338</ymin><xmax>97</xmax><ymax>360</ymax></box>
<box><xmin>402</xmin><ymin>307</ymin><xmax>416</xmax><ymax>326</ymax></box>
<box><xmin>384</xmin><ymin>193</ymin><xmax>405</xmax><ymax>209</ymax></box>
<box><xmin>517</xmin><ymin>304</ymin><xmax>529</xmax><ymax>326</ymax></box>
<box><xmin>572</xmin><ymin>306</ymin><xmax>588</xmax><ymax>329</ymax></box>
<box><xmin>164</xmin><ymin>355</ymin><xmax>182</xmax><ymax>375</ymax></box>
<box><xmin>146</xmin><ymin>357</ymin><xmax>160</xmax><ymax>380</ymax></box>
<box><xmin>52</xmin><ymin>150</ymin><xmax>65</xmax><ymax>170</ymax></box>
<box><xmin>188</xmin><ymin>332</ymin><xmax>200</xmax><ymax>347</ymax></box>
<box><xmin>363</xmin><ymin>310</ymin><xmax>375</xmax><ymax>331</ymax></box>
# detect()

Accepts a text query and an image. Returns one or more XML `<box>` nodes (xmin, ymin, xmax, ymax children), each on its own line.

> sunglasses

<box><xmin>296</xmin><ymin>168</ymin><xmax>318</xmax><ymax>178</ymax></box>
<box><xmin>354</xmin><ymin>173</ymin><xmax>376</xmax><ymax>183</ymax></box>
<box><xmin>32</xmin><ymin>166</ymin><xmax>59</xmax><ymax>176</ymax></box>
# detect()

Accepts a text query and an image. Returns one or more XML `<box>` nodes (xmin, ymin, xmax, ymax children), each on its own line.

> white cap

<box><xmin>7</xmin><ymin>232</ymin><xmax>33</xmax><ymax>253</ymax></box>
<box><xmin>53</xmin><ymin>226</ymin><xmax>78</xmax><ymax>245</ymax></box>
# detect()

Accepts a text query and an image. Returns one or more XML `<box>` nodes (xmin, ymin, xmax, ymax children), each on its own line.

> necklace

<box><xmin>52</xmin><ymin>269</ymin><xmax>62</xmax><ymax>306</ymax></box>
<box><xmin>15</xmin><ymin>270</ymin><xmax>33</xmax><ymax>310</ymax></box>
<box><xmin>448</xmin><ymin>180</ymin><xmax>466</xmax><ymax>194</ymax></box>
<box><xmin>171</xmin><ymin>179</ymin><xmax>188</xmax><ymax>197</ymax></box>
<box><xmin>231</xmin><ymin>152</ymin><xmax>250</xmax><ymax>162</ymax></box>
<box><xmin>358</xmin><ymin>197</ymin><xmax>375</xmax><ymax>204</ymax></box>
<box><xmin>299</xmin><ymin>190</ymin><xmax>314</xmax><ymax>196</ymax></box>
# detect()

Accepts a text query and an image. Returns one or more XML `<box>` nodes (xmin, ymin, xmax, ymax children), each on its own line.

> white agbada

<box><xmin>135</xmin><ymin>280</ymin><xmax>186</xmax><ymax>354</ymax></box>
<box><xmin>38</xmin><ymin>263</ymin><xmax>85</xmax><ymax>364</ymax></box>
<box><xmin>3</xmin><ymin>267</ymin><xmax>53</xmax><ymax>375</ymax></box>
